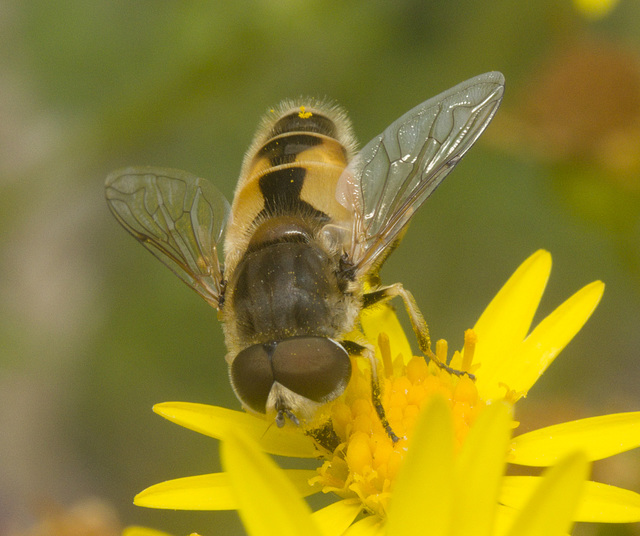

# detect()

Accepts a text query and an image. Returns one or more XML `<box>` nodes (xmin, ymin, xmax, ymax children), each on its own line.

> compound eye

<box><xmin>272</xmin><ymin>337</ymin><xmax>351</xmax><ymax>403</ymax></box>
<box><xmin>231</xmin><ymin>343</ymin><xmax>275</xmax><ymax>413</ymax></box>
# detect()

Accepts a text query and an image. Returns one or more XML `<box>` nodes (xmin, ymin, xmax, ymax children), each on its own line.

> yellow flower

<box><xmin>132</xmin><ymin>250</ymin><xmax>640</xmax><ymax>535</ymax></box>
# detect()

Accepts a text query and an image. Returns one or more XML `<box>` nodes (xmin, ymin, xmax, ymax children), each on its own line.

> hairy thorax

<box><xmin>222</xmin><ymin>218</ymin><xmax>359</xmax><ymax>358</ymax></box>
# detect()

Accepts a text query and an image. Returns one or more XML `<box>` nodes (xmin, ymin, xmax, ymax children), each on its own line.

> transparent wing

<box><xmin>105</xmin><ymin>166</ymin><xmax>230</xmax><ymax>308</ymax></box>
<box><xmin>336</xmin><ymin>72</ymin><xmax>505</xmax><ymax>275</ymax></box>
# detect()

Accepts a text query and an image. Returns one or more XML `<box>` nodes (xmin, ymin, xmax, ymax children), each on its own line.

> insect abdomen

<box><xmin>224</xmin><ymin>101</ymin><xmax>357</xmax><ymax>270</ymax></box>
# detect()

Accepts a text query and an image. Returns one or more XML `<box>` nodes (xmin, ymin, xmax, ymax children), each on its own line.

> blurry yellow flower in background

<box><xmin>573</xmin><ymin>0</ymin><xmax>619</xmax><ymax>19</ymax></box>
<box><xmin>130</xmin><ymin>250</ymin><xmax>640</xmax><ymax>535</ymax></box>
<box><xmin>7</xmin><ymin>498</ymin><xmax>122</xmax><ymax>536</ymax></box>
<box><xmin>123</xmin><ymin>528</ymin><xmax>201</xmax><ymax>536</ymax></box>
<box><xmin>123</xmin><ymin>527</ymin><xmax>175</xmax><ymax>536</ymax></box>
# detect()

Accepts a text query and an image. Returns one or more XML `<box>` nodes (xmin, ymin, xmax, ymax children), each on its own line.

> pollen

<box><xmin>311</xmin><ymin>333</ymin><xmax>485</xmax><ymax>518</ymax></box>
<box><xmin>298</xmin><ymin>106</ymin><xmax>313</xmax><ymax>119</ymax></box>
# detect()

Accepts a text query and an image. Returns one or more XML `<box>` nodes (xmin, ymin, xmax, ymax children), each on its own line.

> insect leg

<box><xmin>363</xmin><ymin>283</ymin><xmax>474</xmax><ymax>379</ymax></box>
<box><xmin>363</xmin><ymin>283</ymin><xmax>432</xmax><ymax>354</ymax></box>
<box><xmin>341</xmin><ymin>340</ymin><xmax>401</xmax><ymax>443</ymax></box>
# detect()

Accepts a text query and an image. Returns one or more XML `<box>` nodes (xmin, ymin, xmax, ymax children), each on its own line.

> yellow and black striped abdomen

<box><xmin>224</xmin><ymin>102</ymin><xmax>356</xmax><ymax>270</ymax></box>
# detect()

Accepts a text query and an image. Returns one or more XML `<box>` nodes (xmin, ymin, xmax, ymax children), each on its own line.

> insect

<box><xmin>105</xmin><ymin>72</ymin><xmax>504</xmax><ymax>439</ymax></box>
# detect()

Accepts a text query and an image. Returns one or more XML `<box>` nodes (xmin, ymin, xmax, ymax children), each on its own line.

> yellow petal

<box><xmin>360</xmin><ymin>302</ymin><xmax>413</xmax><ymax>365</ymax></box>
<box><xmin>493</xmin><ymin>506</ymin><xmax>518</xmax><ymax>536</ymax></box>
<box><xmin>493</xmin><ymin>280</ymin><xmax>604</xmax><ymax>397</ymax></box>
<box><xmin>453</xmin><ymin>402</ymin><xmax>512</xmax><ymax>536</ymax></box>
<box><xmin>386</xmin><ymin>396</ymin><xmax>454</xmax><ymax>536</ymax></box>
<box><xmin>471</xmin><ymin>250</ymin><xmax>551</xmax><ymax>398</ymax></box>
<box><xmin>343</xmin><ymin>515</ymin><xmax>384</xmax><ymax>536</ymax></box>
<box><xmin>134</xmin><ymin>469</ymin><xmax>318</xmax><ymax>510</ymax></box>
<box><xmin>134</xmin><ymin>473</ymin><xmax>235</xmax><ymax>510</ymax></box>
<box><xmin>504</xmin><ymin>452</ymin><xmax>589</xmax><ymax>536</ymax></box>
<box><xmin>574</xmin><ymin>481</ymin><xmax>640</xmax><ymax>522</ymax></box>
<box><xmin>153</xmin><ymin>401</ymin><xmax>318</xmax><ymax>458</ymax></box>
<box><xmin>312</xmin><ymin>500</ymin><xmax>362</xmax><ymax>536</ymax></box>
<box><xmin>221</xmin><ymin>428</ymin><xmax>322</xmax><ymax>536</ymax></box>
<box><xmin>122</xmin><ymin>527</ymin><xmax>173</xmax><ymax>536</ymax></box>
<box><xmin>510</xmin><ymin>412</ymin><xmax>640</xmax><ymax>466</ymax></box>
<box><xmin>501</xmin><ymin>477</ymin><xmax>640</xmax><ymax>523</ymax></box>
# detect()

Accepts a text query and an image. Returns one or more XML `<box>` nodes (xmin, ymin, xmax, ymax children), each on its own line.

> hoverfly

<box><xmin>105</xmin><ymin>72</ymin><xmax>504</xmax><ymax>440</ymax></box>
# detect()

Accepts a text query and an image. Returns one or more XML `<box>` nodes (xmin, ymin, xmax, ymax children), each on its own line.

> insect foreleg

<box><xmin>362</xmin><ymin>283</ymin><xmax>432</xmax><ymax>355</ymax></box>
<box><xmin>363</xmin><ymin>283</ymin><xmax>474</xmax><ymax>379</ymax></box>
<box><xmin>341</xmin><ymin>340</ymin><xmax>401</xmax><ymax>443</ymax></box>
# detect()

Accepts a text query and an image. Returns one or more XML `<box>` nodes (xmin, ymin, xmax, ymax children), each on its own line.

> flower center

<box><xmin>309</xmin><ymin>331</ymin><xmax>484</xmax><ymax>519</ymax></box>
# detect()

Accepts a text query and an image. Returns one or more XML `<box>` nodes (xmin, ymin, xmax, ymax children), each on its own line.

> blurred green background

<box><xmin>2</xmin><ymin>1</ymin><xmax>640</xmax><ymax>535</ymax></box>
